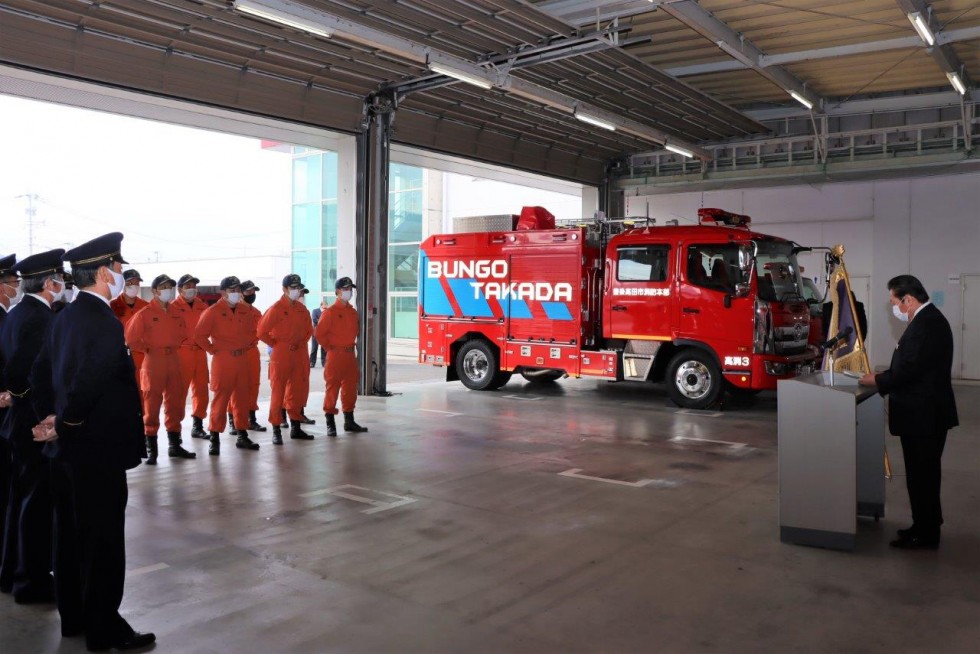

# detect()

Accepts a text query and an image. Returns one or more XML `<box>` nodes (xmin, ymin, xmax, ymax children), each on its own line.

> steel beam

<box><xmin>665</xmin><ymin>25</ymin><xmax>980</xmax><ymax>77</ymax></box>
<box><xmin>658</xmin><ymin>0</ymin><xmax>822</xmax><ymax>110</ymax></box>
<box><xmin>537</xmin><ymin>0</ymin><xmax>663</xmax><ymax>27</ymax></box>
<box><xmin>895</xmin><ymin>0</ymin><xmax>973</xmax><ymax>91</ymax></box>
<box><xmin>744</xmin><ymin>89</ymin><xmax>980</xmax><ymax>122</ymax></box>
<box><xmin>232</xmin><ymin>0</ymin><xmax>710</xmax><ymax>159</ymax></box>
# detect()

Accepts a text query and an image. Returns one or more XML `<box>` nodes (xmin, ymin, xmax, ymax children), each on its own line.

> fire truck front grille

<box><xmin>773</xmin><ymin>325</ymin><xmax>809</xmax><ymax>355</ymax></box>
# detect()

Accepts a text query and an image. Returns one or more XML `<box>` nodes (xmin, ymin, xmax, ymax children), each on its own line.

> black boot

<box><xmin>227</xmin><ymin>412</ymin><xmax>236</xmax><ymax>435</ymax></box>
<box><xmin>290</xmin><ymin>421</ymin><xmax>314</xmax><ymax>440</ymax></box>
<box><xmin>343</xmin><ymin>412</ymin><xmax>368</xmax><ymax>433</ymax></box>
<box><xmin>326</xmin><ymin>414</ymin><xmax>337</xmax><ymax>438</ymax></box>
<box><xmin>280</xmin><ymin>408</ymin><xmax>288</xmax><ymax>428</ymax></box>
<box><xmin>249</xmin><ymin>410</ymin><xmax>267</xmax><ymax>432</ymax></box>
<box><xmin>167</xmin><ymin>432</ymin><xmax>196</xmax><ymax>459</ymax></box>
<box><xmin>145</xmin><ymin>436</ymin><xmax>158</xmax><ymax>465</ymax></box>
<box><xmin>191</xmin><ymin>416</ymin><xmax>208</xmax><ymax>439</ymax></box>
<box><xmin>208</xmin><ymin>432</ymin><xmax>220</xmax><ymax>456</ymax></box>
<box><xmin>236</xmin><ymin>430</ymin><xmax>260</xmax><ymax>450</ymax></box>
<box><xmin>300</xmin><ymin>411</ymin><xmax>315</xmax><ymax>425</ymax></box>
<box><xmin>272</xmin><ymin>426</ymin><xmax>283</xmax><ymax>446</ymax></box>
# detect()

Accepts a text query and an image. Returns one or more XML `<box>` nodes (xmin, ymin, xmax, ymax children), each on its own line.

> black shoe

<box><xmin>208</xmin><ymin>432</ymin><xmax>220</xmax><ymax>456</ymax></box>
<box><xmin>145</xmin><ymin>436</ymin><xmax>158</xmax><ymax>466</ymax></box>
<box><xmin>248</xmin><ymin>410</ymin><xmax>267</xmax><ymax>432</ymax></box>
<box><xmin>300</xmin><ymin>413</ymin><xmax>316</xmax><ymax>425</ymax></box>
<box><xmin>343</xmin><ymin>412</ymin><xmax>368</xmax><ymax>433</ymax></box>
<box><xmin>61</xmin><ymin>623</ymin><xmax>84</xmax><ymax>638</ymax></box>
<box><xmin>272</xmin><ymin>426</ymin><xmax>283</xmax><ymax>446</ymax></box>
<box><xmin>13</xmin><ymin>585</ymin><xmax>55</xmax><ymax>604</ymax></box>
<box><xmin>167</xmin><ymin>432</ymin><xmax>197</xmax><ymax>459</ymax></box>
<box><xmin>890</xmin><ymin>535</ymin><xmax>940</xmax><ymax>550</ymax></box>
<box><xmin>326</xmin><ymin>414</ymin><xmax>337</xmax><ymax>438</ymax></box>
<box><xmin>290</xmin><ymin>422</ymin><xmax>314</xmax><ymax>440</ymax></box>
<box><xmin>191</xmin><ymin>417</ymin><xmax>208</xmax><ymax>439</ymax></box>
<box><xmin>896</xmin><ymin>526</ymin><xmax>917</xmax><ymax>541</ymax></box>
<box><xmin>87</xmin><ymin>631</ymin><xmax>156</xmax><ymax>652</ymax></box>
<box><xmin>280</xmin><ymin>409</ymin><xmax>288</xmax><ymax>427</ymax></box>
<box><xmin>310</xmin><ymin>362</ymin><xmax>316</xmax><ymax>368</ymax></box>
<box><xmin>236</xmin><ymin>432</ymin><xmax>260</xmax><ymax>450</ymax></box>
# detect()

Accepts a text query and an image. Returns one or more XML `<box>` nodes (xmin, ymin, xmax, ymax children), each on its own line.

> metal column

<box><xmin>355</xmin><ymin>90</ymin><xmax>395</xmax><ymax>396</ymax></box>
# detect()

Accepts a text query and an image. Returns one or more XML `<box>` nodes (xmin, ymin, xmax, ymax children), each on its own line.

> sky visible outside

<box><xmin>0</xmin><ymin>95</ymin><xmax>292</xmax><ymax>265</ymax></box>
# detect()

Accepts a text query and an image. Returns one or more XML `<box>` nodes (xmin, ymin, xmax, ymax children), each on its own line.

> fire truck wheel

<box><xmin>520</xmin><ymin>369</ymin><xmax>564</xmax><ymax>383</ymax></box>
<box><xmin>456</xmin><ymin>340</ymin><xmax>500</xmax><ymax>390</ymax></box>
<box><xmin>489</xmin><ymin>371</ymin><xmax>513</xmax><ymax>390</ymax></box>
<box><xmin>666</xmin><ymin>350</ymin><xmax>723</xmax><ymax>410</ymax></box>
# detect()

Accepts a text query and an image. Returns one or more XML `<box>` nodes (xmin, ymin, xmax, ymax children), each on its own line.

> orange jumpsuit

<box><xmin>172</xmin><ymin>294</ymin><xmax>209</xmax><ymax>419</ymax></box>
<box><xmin>229</xmin><ymin>302</ymin><xmax>262</xmax><ymax>417</ymax></box>
<box><xmin>257</xmin><ymin>296</ymin><xmax>312</xmax><ymax>424</ymax></box>
<box><xmin>112</xmin><ymin>294</ymin><xmax>149</xmax><ymax>389</ymax></box>
<box><xmin>315</xmin><ymin>300</ymin><xmax>360</xmax><ymax>415</ymax></box>
<box><xmin>195</xmin><ymin>299</ymin><xmax>255</xmax><ymax>434</ymax></box>
<box><xmin>125</xmin><ymin>300</ymin><xmax>188</xmax><ymax>436</ymax></box>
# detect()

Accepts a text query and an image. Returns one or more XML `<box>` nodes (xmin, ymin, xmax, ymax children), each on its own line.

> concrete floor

<box><xmin>2</xmin><ymin>362</ymin><xmax>979</xmax><ymax>653</ymax></box>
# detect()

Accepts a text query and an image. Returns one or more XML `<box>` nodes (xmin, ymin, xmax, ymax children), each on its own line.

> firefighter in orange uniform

<box><xmin>227</xmin><ymin>280</ymin><xmax>267</xmax><ymax>435</ymax></box>
<box><xmin>194</xmin><ymin>276</ymin><xmax>258</xmax><ymax>455</ymax></box>
<box><xmin>257</xmin><ymin>274</ymin><xmax>314</xmax><ymax>445</ymax></box>
<box><xmin>124</xmin><ymin>275</ymin><xmax>197</xmax><ymax>464</ymax></box>
<box><xmin>172</xmin><ymin>274</ymin><xmax>210</xmax><ymax>439</ymax></box>
<box><xmin>111</xmin><ymin>269</ymin><xmax>148</xmax><ymax>389</ymax></box>
<box><xmin>315</xmin><ymin>277</ymin><xmax>368</xmax><ymax>436</ymax></box>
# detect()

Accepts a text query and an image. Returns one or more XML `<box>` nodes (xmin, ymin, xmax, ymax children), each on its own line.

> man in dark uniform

<box><xmin>30</xmin><ymin>232</ymin><xmax>155</xmax><ymax>649</ymax></box>
<box><xmin>0</xmin><ymin>252</ymin><xmax>18</xmax><ymax>594</ymax></box>
<box><xmin>860</xmin><ymin>275</ymin><xmax>958</xmax><ymax>550</ymax></box>
<box><xmin>310</xmin><ymin>297</ymin><xmax>327</xmax><ymax>368</ymax></box>
<box><xmin>0</xmin><ymin>249</ymin><xmax>66</xmax><ymax>604</ymax></box>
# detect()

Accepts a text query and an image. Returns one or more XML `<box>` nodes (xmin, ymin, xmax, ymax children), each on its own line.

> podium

<box><xmin>777</xmin><ymin>371</ymin><xmax>885</xmax><ymax>551</ymax></box>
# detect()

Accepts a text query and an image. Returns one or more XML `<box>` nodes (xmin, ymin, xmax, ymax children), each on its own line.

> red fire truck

<box><xmin>418</xmin><ymin>208</ymin><xmax>818</xmax><ymax>409</ymax></box>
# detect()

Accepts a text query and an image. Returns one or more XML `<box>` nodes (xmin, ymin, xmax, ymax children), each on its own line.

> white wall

<box><xmin>442</xmin><ymin>173</ymin><xmax>583</xmax><ymax>231</ymax></box>
<box><xmin>626</xmin><ymin>172</ymin><xmax>980</xmax><ymax>377</ymax></box>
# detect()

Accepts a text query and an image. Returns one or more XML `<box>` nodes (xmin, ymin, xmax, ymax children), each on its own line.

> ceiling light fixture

<box><xmin>234</xmin><ymin>0</ymin><xmax>332</xmax><ymax>38</ymax></box>
<box><xmin>946</xmin><ymin>71</ymin><xmax>967</xmax><ymax>95</ymax></box>
<box><xmin>575</xmin><ymin>112</ymin><xmax>617</xmax><ymax>131</ymax></box>
<box><xmin>907</xmin><ymin>12</ymin><xmax>935</xmax><ymax>46</ymax></box>
<box><xmin>665</xmin><ymin>143</ymin><xmax>694</xmax><ymax>158</ymax></box>
<box><xmin>429</xmin><ymin>63</ymin><xmax>494</xmax><ymax>90</ymax></box>
<box><xmin>787</xmin><ymin>90</ymin><xmax>814</xmax><ymax>110</ymax></box>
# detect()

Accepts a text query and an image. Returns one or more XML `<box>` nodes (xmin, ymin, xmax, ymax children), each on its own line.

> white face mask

<box><xmin>49</xmin><ymin>278</ymin><xmax>66</xmax><ymax>303</ymax></box>
<box><xmin>4</xmin><ymin>282</ymin><xmax>23</xmax><ymax>306</ymax></box>
<box><xmin>64</xmin><ymin>288</ymin><xmax>76</xmax><ymax>303</ymax></box>
<box><xmin>226</xmin><ymin>292</ymin><xmax>241</xmax><ymax>306</ymax></box>
<box><xmin>288</xmin><ymin>288</ymin><xmax>301</xmax><ymax>301</ymax></box>
<box><xmin>124</xmin><ymin>285</ymin><xmax>139</xmax><ymax>298</ymax></box>
<box><xmin>892</xmin><ymin>302</ymin><xmax>910</xmax><ymax>323</ymax></box>
<box><xmin>108</xmin><ymin>269</ymin><xmax>126</xmax><ymax>300</ymax></box>
<box><xmin>158</xmin><ymin>288</ymin><xmax>174</xmax><ymax>303</ymax></box>
<box><xmin>340</xmin><ymin>290</ymin><xmax>353</xmax><ymax>302</ymax></box>
<box><xmin>182</xmin><ymin>288</ymin><xmax>197</xmax><ymax>301</ymax></box>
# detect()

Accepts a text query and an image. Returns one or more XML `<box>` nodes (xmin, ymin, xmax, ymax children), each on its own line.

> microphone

<box><xmin>820</xmin><ymin>326</ymin><xmax>853</xmax><ymax>350</ymax></box>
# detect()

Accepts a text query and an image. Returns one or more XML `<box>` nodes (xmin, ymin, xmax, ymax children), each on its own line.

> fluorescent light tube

<box><xmin>234</xmin><ymin>0</ymin><xmax>332</xmax><ymax>38</ymax></box>
<box><xmin>429</xmin><ymin>63</ymin><xmax>493</xmax><ymax>89</ymax></box>
<box><xmin>575</xmin><ymin>112</ymin><xmax>616</xmax><ymax>131</ymax></box>
<box><xmin>946</xmin><ymin>71</ymin><xmax>966</xmax><ymax>95</ymax></box>
<box><xmin>665</xmin><ymin>143</ymin><xmax>694</xmax><ymax>158</ymax></box>
<box><xmin>788</xmin><ymin>90</ymin><xmax>814</xmax><ymax>110</ymax></box>
<box><xmin>907</xmin><ymin>12</ymin><xmax>935</xmax><ymax>46</ymax></box>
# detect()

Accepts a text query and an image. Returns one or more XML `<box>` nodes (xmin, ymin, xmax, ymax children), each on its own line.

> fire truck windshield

<box><xmin>755</xmin><ymin>241</ymin><xmax>803</xmax><ymax>303</ymax></box>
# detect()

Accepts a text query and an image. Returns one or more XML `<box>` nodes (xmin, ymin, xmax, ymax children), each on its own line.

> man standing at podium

<box><xmin>860</xmin><ymin>275</ymin><xmax>958</xmax><ymax>550</ymax></box>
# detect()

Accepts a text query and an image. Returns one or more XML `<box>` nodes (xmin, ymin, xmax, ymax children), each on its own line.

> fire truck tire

<box><xmin>456</xmin><ymin>340</ymin><xmax>500</xmax><ymax>391</ymax></box>
<box><xmin>489</xmin><ymin>371</ymin><xmax>513</xmax><ymax>390</ymax></box>
<box><xmin>666</xmin><ymin>349</ymin><xmax>723</xmax><ymax>410</ymax></box>
<box><xmin>520</xmin><ymin>369</ymin><xmax>564</xmax><ymax>383</ymax></box>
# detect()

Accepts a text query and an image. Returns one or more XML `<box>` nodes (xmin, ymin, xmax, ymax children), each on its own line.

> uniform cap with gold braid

<box><xmin>62</xmin><ymin>232</ymin><xmax>128</xmax><ymax>268</ymax></box>
<box><xmin>13</xmin><ymin>249</ymin><xmax>66</xmax><ymax>278</ymax></box>
<box><xmin>0</xmin><ymin>253</ymin><xmax>16</xmax><ymax>277</ymax></box>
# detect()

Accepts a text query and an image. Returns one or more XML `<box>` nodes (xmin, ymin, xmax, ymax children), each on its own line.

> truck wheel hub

<box><xmin>462</xmin><ymin>350</ymin><xmax>489</xmax><ymax>381</ymax></box>
<box><xmin>675</xmin><ymin>361</ymin><xmax>711</xmax><ymax>399</ymax></box>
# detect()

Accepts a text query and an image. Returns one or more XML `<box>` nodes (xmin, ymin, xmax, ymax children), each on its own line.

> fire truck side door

<box><xmin>606</xmin><ymin>244</ymin><xmax>673</xmax><ymax>340</ymax></box>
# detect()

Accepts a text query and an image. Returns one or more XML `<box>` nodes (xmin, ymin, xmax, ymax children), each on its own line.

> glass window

<box><xmin>389</xmin><ymin>163</ymin><xmax>423</xmax><ymax>193</ymax></box>
<box><xmin>322</xmin><ymin>151</ymin><xmax>339</xmax><ymax>200</ymax></box>
<box><xmin>391</xmin><ymin>295</ymin><xmax>419</xmax><ymax>339</ymax></box>
<box><xmin>755</xmin><ymin>241</ymin><xmax>804</xmax><ymax>302</ymax></box>
<box><xmin>292</xmin><ymin>203</ymin><xmax>321</xmax><ymax>250</ymax></box>
<box><xmin>686</xmin><ymin>244</ymin><xmax>749</xmax><ymax>293</ymax></box>
<box><xmin>292</xmin><ymin>154</ymin><xmax>322</xmax><ymax>204</ymax></box>
<box><xmin>389</xmin><ymin>245</ymin><xmax>419</xmax><ymax>292</ymax></box>
<box><xmin>320</xmin><ymin>248</ymin><xmax>338</xmax><ymax>294</ymax></box>
<box><xmin>322</xmin><ymin>202</ymin><xmax>338</xmax><ymax>247</ymax></box>
<box><xmin>291</xmin><ymin>249</ymin><xmax>320</xmax><ymax>295</ymax></box>
<box><xmin>389</xmin><ymin>191</ymin><xmax>423</xmax><ymax>243</ymax></box>
<box><xmin>617</xmin><ymin>245</ymin><xmax>669</xmax><ymax>282</ymax></box>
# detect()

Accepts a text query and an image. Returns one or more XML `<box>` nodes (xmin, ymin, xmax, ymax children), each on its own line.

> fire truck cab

<box><xmin>419</xmin><ymin>208</ymin><xmax>817</xmax><ymax>409</ymax></box>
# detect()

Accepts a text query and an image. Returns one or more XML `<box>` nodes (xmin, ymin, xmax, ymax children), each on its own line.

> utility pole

<box><xmin>14</xmin><ymin>193</ymin><xmax>39</xmax><ymax>255</ymax></box>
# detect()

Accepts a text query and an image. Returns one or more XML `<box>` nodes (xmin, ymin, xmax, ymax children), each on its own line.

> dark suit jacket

<box><xmin>875</xmin><ymin>303</ymin><xmax>958</xmax><ymax>437</ymax></box>
<box><xmin>311</xmin><ymin>307</ymin><xmax>322</xmax><ymax>327</ymax></box>
<box><xmin>0</xmin><ymin>295</ymin><xmax>53</xmax><ymax>445</ymax></box>
<box><xmin>0</xmin><ymin>305</ymin><xmax>9</xmax><ymax>429</ymax></box>
<box><xmin>30</xmin><ymin>291</ymin><xmax>144</xmax><ymax>469</ymax></box>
